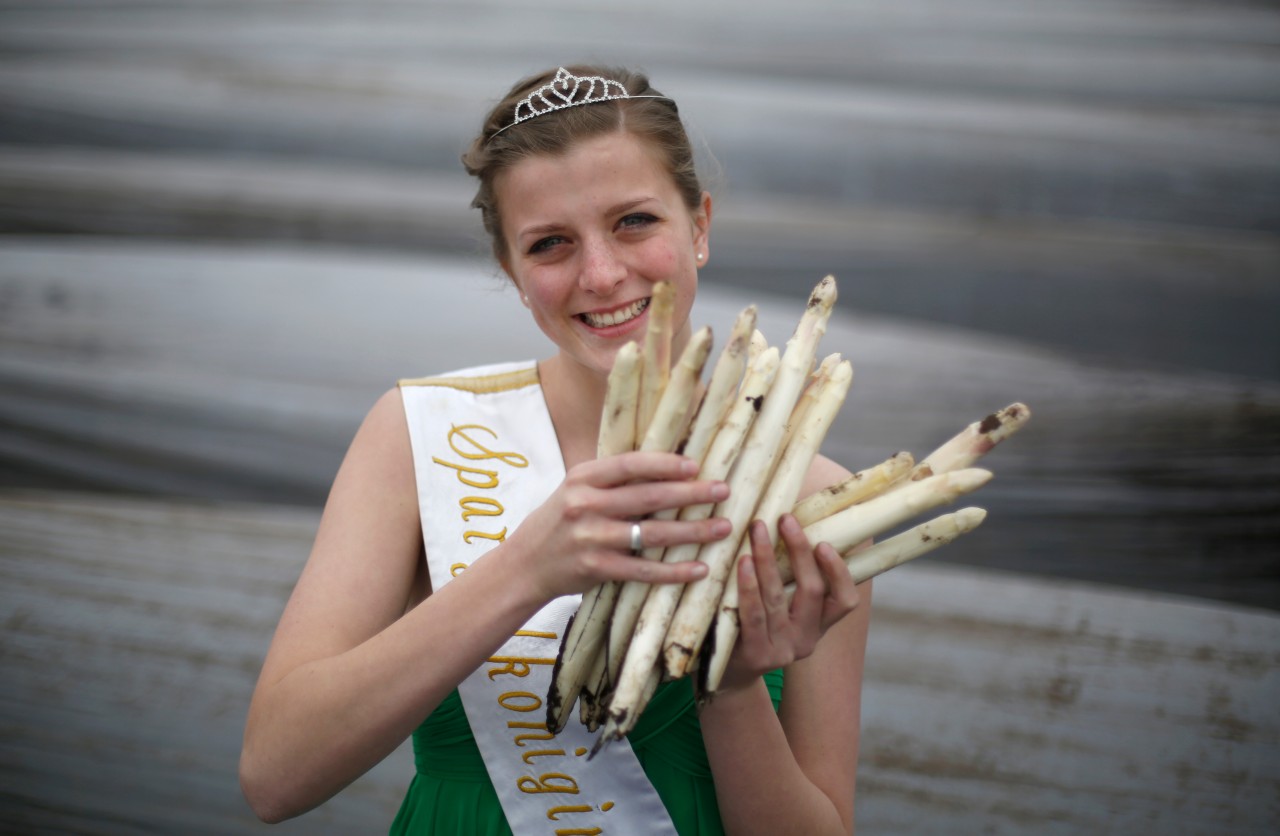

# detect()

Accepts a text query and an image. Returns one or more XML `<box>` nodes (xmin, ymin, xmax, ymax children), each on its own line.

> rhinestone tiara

<box><xmin>488</xmin><ymin>67</ymin><xmax>673</xmax><ymax>140</ymax></box>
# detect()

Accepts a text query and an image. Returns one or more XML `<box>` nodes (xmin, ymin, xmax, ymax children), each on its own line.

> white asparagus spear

<box><xmin>782</xmin><ymin>507</ymin><xmax>988</xmax><ymax>592</ymax></box>
<box><xmin>599</xmin><ymin>347</ymin><xmax>782</xmax><ymax>741</ymax></box>
<box><xmin>579</xmin><ymin>648</ymin><xmax>607</xmax><ymax>731</ymax></box>
<box><xmin>636</xmin><ymin>281</ymin><xmax>675</xmax><ymax>441</ymax></box>
<box><xmin>637</xmin><ymin>326</ymin><xmax>714</xmax><ymax>455</ymax></box>
<box><xmin>780</xmin><ymin>353</ymin><xmax>843</xmax><ymax>456</ymax></box>
<box><xmin>702</xmin><ymin>358</ymin><xmax>854</xmax><ymax>693</ymax></box>
<box><xmin>576</xmin><ymin>645</ymin><xmax>604</xmax><ymax>732</ymax></box>
<box><xmin>544</xmin><ymin>341</ymin><xmax>642</xmax><ymax>732</ymax></box>
<box><xmin>596</xmin><ymin>341</ymin><xmax>643</xmax><ymax>459</ymax></box>
<box><xmin>747</xmin><ymin>329</ymin><xmax>768</xmax><ymax>367</ymax></box>
<box><xmin>590</xmin><ymin>327</ymin><xmax>713</xmax><ymax>700</ymax></box>
<box><xmin>900</xmin><ymin>403</ymin><xmax>1032</xmax><ymax>484</ymax></box>
<box><xmin>590</xmin><ymin>664</ymin><xmax>662</xmax><ymax>758</ymax></box>
<box><xmin>799</xmin><ymin>468</ymin><xmax>993</xmax><ymax>558</ymax></box>
<box><xmin>662</xmin><ymin>276</ymin><xmax>838</xmax><ymax>680</ymax></box>
<box><xmin>678</xmin><ymin>306</ymin><xmax>758</xmax><ymax>463</ymax></box>
<box><xmin>759</xmin><ymin>357</ymin><xmax>851</xmax><ymax>576</ymax></box>
<box><xmin>791</xmin><ymin>452</ymin><xmax>915</xmax><ymax>528</ymax></box>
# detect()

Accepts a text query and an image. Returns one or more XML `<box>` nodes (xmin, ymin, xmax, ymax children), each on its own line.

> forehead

<box><xmin>496</xmin><ymin>132</ymin><xmax>680</xmax><ymax>226</ymax></box>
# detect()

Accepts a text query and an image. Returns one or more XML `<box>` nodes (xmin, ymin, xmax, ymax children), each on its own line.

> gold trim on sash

<box><xmin>400</xmin><ymin>366</ymin><xmax>541</xmax><ymax>394</ymax></box>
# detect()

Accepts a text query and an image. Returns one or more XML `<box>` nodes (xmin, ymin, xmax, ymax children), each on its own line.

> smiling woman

<box><xmin>239</xmin><ymin>65</ymin><xmax>868</xmax><ymax>836</ymax></box>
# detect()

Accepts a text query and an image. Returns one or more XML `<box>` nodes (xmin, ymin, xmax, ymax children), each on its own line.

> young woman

<box><xmin>240</xmin><ymin>64</ymin><xmax>870</xmax><ymax>835</ymax></box>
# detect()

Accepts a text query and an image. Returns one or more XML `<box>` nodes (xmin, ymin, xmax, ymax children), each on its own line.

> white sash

<box><xmin>400</xmin><ymin>360</ymin><xmax>677</xmax><ymax>836</ymax></box>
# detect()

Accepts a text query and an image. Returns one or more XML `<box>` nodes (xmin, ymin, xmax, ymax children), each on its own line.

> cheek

<box><xmin>641</xmin><ymin>241</ymin><xmax>684</xmax><ymax>281</ymax></box>
<box><xmin>519</xmin><ymin>267</ymin><xmax>568</xmax><ymax>309</ymax></box>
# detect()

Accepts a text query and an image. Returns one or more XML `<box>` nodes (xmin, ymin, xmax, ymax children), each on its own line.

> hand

<box><xmin>718</xmin><ymin>513</ymin><xmax>861</xmax><ymax>693</ymax></box>
<box><xmin>506</xmin><ymin>451</ymin><xmax>731</xmax><ymax>602</ymax></box>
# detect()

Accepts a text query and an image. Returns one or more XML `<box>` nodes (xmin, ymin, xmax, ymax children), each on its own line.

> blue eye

<box><xmin>528</xmin><ymin>236</ymin><xmax>564</xmax><ymax>254</ymax></box>
<box><xmin>620</xmin><ymin>213</ymin><xmax>657</xmax><ymax>229</ymax></box>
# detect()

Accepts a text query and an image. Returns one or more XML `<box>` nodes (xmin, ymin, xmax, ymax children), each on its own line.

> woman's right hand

<box><xmin>505</xmin><ymin>451</ymin><xmax>731</xmax><ymax>601</ymax></box>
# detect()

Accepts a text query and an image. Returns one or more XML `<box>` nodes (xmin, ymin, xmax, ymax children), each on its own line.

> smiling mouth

<box><xmin>578</xmin><ymin>297</ymin><xmax>650</xmax><ymax>328</ymax></box>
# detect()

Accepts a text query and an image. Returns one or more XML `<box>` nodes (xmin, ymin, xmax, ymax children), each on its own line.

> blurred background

<box><xmin>1</xmin><ymin>1</ymin><xmax>1277</xmax><ymax>833</ymax></box>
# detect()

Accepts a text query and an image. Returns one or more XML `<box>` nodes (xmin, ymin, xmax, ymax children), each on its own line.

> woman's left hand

<box><xmin>717</xmin><ymin>513</ymin><xmax>862</xmax><ymax>693</ymax></box>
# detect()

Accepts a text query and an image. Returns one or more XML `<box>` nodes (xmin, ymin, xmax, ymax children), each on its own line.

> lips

<box><xmin>579</xmin><ymin>297</ymin><xmax>650</xmax><ymax>328</ymax></box>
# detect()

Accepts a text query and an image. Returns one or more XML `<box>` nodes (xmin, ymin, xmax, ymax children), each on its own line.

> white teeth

<box><xmin>581</xmin><ymin>297</ymin><xmax>649</xmax><ymax>328</ymax></box>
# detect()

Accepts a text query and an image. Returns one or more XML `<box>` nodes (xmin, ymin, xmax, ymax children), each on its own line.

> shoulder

<box><xmin>353</xmin><ymin>386</ymin><xmax>412</xmax><ymax>457</ymax></box>
<box><xmin>327</xmin><ymin>387</ymin><xmax>417</xmax><ymax>515</ymax></box>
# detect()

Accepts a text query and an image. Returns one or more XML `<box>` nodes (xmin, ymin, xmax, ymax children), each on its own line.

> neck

<box><xmin>538</xmin><ymin>354</ymin><xmax>609</xmax><ymax>470</ymax></box>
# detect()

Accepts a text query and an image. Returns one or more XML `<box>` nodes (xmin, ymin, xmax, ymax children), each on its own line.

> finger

<box><xmin>580</xmin><ymin>451</ymin><xmax>700</xmax><ymax>488</ymax></box>
<box><xmin>594</xmin><ymin>552</ymin><xmax>710</xmax><ymax>586</ymax></box>
<box><xmin>601</xmin><ymin>477</ymin><xmax>730</xmax><ymax>519</ymax></box>
<box><xmin>617</xmin><ymin>516</ymin><xmax>732</xmax><ymax>552</ymax></box>
<box><xmin>815</xmin><ymin>542</ymin><xmax>861</xmax><ymax>628</ymax></box>
<box><xmin>748</xmin><ymin>520</ymin><xmax>790</xmax><ymax>634</ymax></box>
<box><xmin>557</xmin><ymin>477</ymin><xmax>726</xmax><ymax>532</ymax></box>
<box><xmin>778</xmin><ymin>514</ymin><xmax>824</xmax><ymax>625</ymax></box>
<box><xmin>735</xmin><ymin>552</ymin><xmax>770</xmax><ymax>644</ymax></box>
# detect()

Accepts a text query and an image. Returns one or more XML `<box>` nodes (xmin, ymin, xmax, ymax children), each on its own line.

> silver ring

<box><xmin>629</xmin><ymin>522</ymin><xmax>644</xmax><ymax>553</ymax></box>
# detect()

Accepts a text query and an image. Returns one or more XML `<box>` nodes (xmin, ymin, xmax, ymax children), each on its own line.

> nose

<box><xmin>578</xmin><ymin>236</ymin><xmax>627</xmax><ymax>296</ymax></box>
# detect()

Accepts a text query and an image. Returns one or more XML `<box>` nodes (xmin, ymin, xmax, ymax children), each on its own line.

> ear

<box><xmin>692</xmin><ymin>191</ymin><xmax>713</xmax><ymax>264</ymax></box>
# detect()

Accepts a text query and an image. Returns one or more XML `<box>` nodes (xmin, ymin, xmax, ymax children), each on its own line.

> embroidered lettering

<box><xmin>487</xmin><ymin>656</ymin><xmax>556</xmax><ymax>680</ymax></box>
<box><xmin>517</xmin><ymin>773</ymin><xmax>579</xmax><ymax>795</ymax></box>
<box><xmin>431</xmin><ymin>456</ymin><xmax>499</xmax><ymax>489</ymax></box>
<box><xmin>464</xmin><ymin>527</ymin><xmax>508</xmax><ymax>544</ymax></box>
<box><xmin>507</xmin><ymin>720</ymin><xmax>554</xmax><ymax>747</ymax></box>
<box><xmin>522</xmin><ymin>748</ymin><xmax>566</xmax><ymax>765</ymax></box>
<box><xmin>460</xmin><ymin>496</ymin><xmax>504</xmax><ymax>521</ymax></box>
<box><xmin>497</xmin><ymin>692</ymin><xmax>542</xmax><ymax>712</ymax></box>
<box><xmin>447</xmin><ymin>424</ymin><xmax>530</xmax><ymax>468</ymax></box>
<box><xmin>547</xmin><ymin>804</ymin><xmax>592</xmax><ymax>820</ymax></box>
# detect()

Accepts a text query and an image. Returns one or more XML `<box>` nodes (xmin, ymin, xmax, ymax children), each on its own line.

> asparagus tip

<box><xmin>954</xmin><ymin>506</ymin><xmax>988</xmax><ymax>529</ymax></box>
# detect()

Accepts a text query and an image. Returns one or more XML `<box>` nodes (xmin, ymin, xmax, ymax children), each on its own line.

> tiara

<box><xmin>488</xmin><ymin>67</ymin><xmax>672</xmax><ymax>140</ymax></box>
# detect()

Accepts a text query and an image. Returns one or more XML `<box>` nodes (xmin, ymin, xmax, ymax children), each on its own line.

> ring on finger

<box><xmin>630</xmin><ymin>522</ymin><xmax>644</xmax><ymax>554</ymax></box>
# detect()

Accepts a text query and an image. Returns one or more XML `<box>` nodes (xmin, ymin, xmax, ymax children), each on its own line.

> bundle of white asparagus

<box><xmin>544</xmin><ymin>275</ymin><xmax>1031</xmax><ymax>751</ymax></box>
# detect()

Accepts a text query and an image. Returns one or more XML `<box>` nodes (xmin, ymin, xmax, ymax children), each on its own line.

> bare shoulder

<box><xmin>352</xmin><ymin>386</ymin><xmax>415</xmax><ymax>465</ymax></box>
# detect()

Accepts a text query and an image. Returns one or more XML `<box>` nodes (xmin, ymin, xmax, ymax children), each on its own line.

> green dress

<box><xmin>390</xmin><ymin>669</ymin><xmax>784</xmax><ymax>835</ymax></box>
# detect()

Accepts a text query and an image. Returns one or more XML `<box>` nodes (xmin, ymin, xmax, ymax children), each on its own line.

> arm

<box><xmin>699</xmin><ymin>454</ymin><xmax>870</xmax><ymax>835</ymax></box>
<box><xmin>239</xmin><ymin>388</ymin><xmax>726</xmax><ymax>822</ymax></box>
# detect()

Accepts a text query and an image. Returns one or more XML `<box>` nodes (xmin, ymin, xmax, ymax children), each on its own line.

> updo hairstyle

<box><xmin>461</xmin><ymin>65</ymin><xmax>703</xmax><ymax>265</ymax></box>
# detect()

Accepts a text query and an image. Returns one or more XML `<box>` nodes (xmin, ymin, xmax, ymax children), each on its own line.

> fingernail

<box><xmin>710</xmin><ymin>481</ymin><xmax>729</xmax><ymax>500</ymax></box>
<box><xmin>681</xmin><ymin>458</ymin><xmax>700</xmax><ymax>476</ymax></box>
<box><xmin>712</xmin><ymin>518</ymin><xmax>732</xmax><ymax>537</ymax></box>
